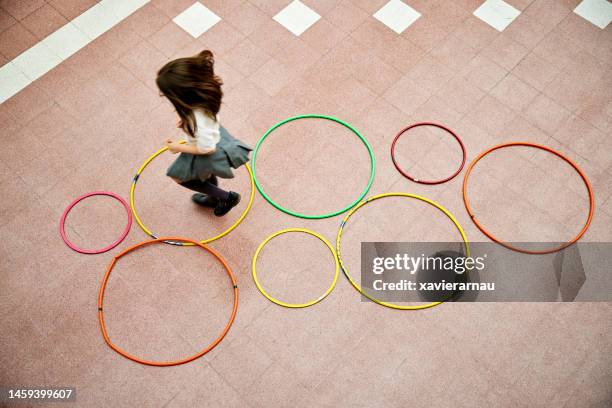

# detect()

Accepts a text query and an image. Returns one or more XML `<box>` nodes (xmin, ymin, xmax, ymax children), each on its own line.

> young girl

<box><xmin>156</xmin><ymin>50</ymin><xmax>251</xmax><ymax>216</ymax></box>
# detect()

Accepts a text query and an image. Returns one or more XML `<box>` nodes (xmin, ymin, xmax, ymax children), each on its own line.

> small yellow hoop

<box><xmin>252</xmin><ymin>228</ymin><xmax>339</xmax><ymax>308</ymax></box>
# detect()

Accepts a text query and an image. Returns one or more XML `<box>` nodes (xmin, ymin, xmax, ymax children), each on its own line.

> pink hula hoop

<box><xmin>60</xmin><ymin>191</ymin><xmax>132</xmax><ymax>254</ymax></box>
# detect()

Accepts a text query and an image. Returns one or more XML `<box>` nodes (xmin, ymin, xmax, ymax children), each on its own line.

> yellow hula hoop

<box><xmin>130</xmin><ymin>142</ymin><xmax>255</xmax><ymax>246</ymax></box>
<box><xmin>252</xmin><ymin>228</ymin><xmax>340</xmax><ymax>308</ymax></box>
<box><xmin>335</xmin><ymin>192</ymin><xmax>470</xmax><ymax>310</ymax></box>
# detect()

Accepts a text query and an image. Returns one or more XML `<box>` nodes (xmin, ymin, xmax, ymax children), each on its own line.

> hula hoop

<box><xmin>252</xmin><ymin>228</ymin><xmax>339</xmax><ymax>308</ymax></box>
<box><xmin>463</xmin><ymin>142</ymin><xmax>594</xmax><ymax>255</ymax></box>
<box><xmin>391</xmin><ymin>122</ymin><xmax>466</xmax><ymax>185</ymax></box>
<box><xmin>130</xmin><ymin>141</ymin><xmax>254</xmax><ymax>246</ymax></box>
<box><xmin>336</xmin><ymin>192</ymin><xmax>470</xmax><ymax>310</ymax></box>
<box><xmin>59</xmin><ymin>191</ymin><xmax>132</xmax><ymax>254</ymax></box>
<box><xmin>252</xmin><ymin>114</ymin><xmax>375</xmax><ymax>219</ymax></box>
<box><xmin>98</xmin><ymin>237</ymin><xmax>238</xmax><ymax>367</ymax></box>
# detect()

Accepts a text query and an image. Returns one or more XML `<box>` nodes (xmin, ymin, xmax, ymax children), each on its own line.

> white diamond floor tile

<box><xmin>474</xmin><ymin>0</ymin><xmax>521</xmax><ymax>32</ymax></box>
<box><xmin>373</xmin><ymin>0</ymin><xmax>421</xmax><ymax>34</ymax></box>
<box><xmin>173</xmin><ymin>1</ymin><xmax>221</xmax><ymax>38</ymax></box>
<box><xmin>574</xmin><ymin>0</ymin><xmax>612</xmax><ymax>29</ymax></box>
<box><xmin>273</xmin><ymin>0</ymin><xmax>321</xmax><ymax>36</ymax></box>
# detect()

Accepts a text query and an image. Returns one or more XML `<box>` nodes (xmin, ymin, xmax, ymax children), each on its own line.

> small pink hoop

<box><xmin>60</xmin><ymin>191</ymin><xmax>132</xmax><ymax>254</ymax></box>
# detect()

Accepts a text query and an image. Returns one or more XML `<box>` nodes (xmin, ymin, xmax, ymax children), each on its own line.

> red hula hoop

<box><xmin>391</xmin><ymin>122</ymin><xmax>467</xmax><ymax>185</ymax></box>
<box><xmin>59</xmin><ymin>191</ymin><xmax>132</xmax><ymax>254</ymax></box>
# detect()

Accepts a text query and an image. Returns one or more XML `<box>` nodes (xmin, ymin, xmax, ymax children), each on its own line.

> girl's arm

<box><xmin>165</xmin><ymin>139</ymin><xmax>216</xmax><ymax>155</ymax></box>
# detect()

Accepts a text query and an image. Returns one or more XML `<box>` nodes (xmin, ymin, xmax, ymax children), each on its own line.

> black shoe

<box><xmin>191</xmin><ymin>193</ymin><xmax>218</xmax><ymax>208</ymax></box>
<box><xmin>214</xmin><ymin>192</ymin><xmax>241</xmax><ymax>217</ymax></box>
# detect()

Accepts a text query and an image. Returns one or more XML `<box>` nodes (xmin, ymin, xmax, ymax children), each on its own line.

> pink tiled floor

<box><xmin>1</xmin><ymin>0</ymin><xmax>611</xmax><ymax>407</ymax></box>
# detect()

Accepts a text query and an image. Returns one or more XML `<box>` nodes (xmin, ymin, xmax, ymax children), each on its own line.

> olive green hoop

<box><xmin>252</xmin><ymin>114</ymin><xmax>375</xmax><ymax>219</ymax></box>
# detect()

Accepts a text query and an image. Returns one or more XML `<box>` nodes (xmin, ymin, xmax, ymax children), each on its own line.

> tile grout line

<box><xmin>2</xmin><ymin>0</ymin><xmax>605</xmax><ymax>106</ymax></box>
<box><xmin>0</xmin><ymin>0</ymin><xmax>151</xmax><ymax>105</ymax></box>
<box><xmin>208</xmin><ymin>362</ymin><xmax>258</xmax><ymax>408</ymax></box>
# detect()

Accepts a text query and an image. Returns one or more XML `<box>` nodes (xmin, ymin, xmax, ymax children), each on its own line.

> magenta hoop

<box><xmin>60</xmin><ymin>191</ymin><xmax>132</xmax><ymax>254</ymax></box>
<box><xmin>391</xmin><ymin>122</ymin><xmax>466</xmax><ymax>185</ymax></box>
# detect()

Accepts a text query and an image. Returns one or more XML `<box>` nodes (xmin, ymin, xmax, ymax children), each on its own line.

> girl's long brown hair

<box><xmin>156</xmin><ymin>50</ymin><xmax>223</xmax><ymax>137</ymax></box>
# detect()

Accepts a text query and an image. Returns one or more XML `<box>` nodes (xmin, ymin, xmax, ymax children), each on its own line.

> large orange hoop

<box><xmin>98</xmin><ymin>237</ymin><xmax>238</xmax><ymax>366</ymax></box>
<box><xmin>462</xmin><ymin>142</ymin><xmax>595</xmax><ymax>255</ymax></box>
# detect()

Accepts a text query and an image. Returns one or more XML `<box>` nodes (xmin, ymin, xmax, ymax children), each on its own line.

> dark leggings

<box><xmin>180</xmin><ymin>176</ymin><xmax>230</xmax><ymax>201</ymax></box>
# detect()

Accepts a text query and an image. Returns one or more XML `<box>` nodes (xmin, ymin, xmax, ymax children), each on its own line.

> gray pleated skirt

<box><xmin>166</xmin><ymin>126</ymin><xmax>252</xmax><ymax>182</ymax></box>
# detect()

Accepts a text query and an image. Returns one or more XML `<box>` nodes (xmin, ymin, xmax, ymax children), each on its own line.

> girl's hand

<box><xmin>165</xmin><ymin>138</ymin><xmax>180</xmax><ymax>154</ymax></box>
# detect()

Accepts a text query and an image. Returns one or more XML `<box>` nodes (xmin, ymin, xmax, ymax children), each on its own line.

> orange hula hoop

<box><xmin>97</xmin><ymin>237</ymin><xmax>238</xmax><ymax>366</ymax></box>
<box><xmin>462</xmin><ymin>142</ymin><xmax>595</xmax><ymax>255</ymax></box>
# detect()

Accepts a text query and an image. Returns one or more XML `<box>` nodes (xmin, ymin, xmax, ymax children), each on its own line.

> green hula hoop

<box><xmin>252</xmin><ymin>114</ymin><xmax>375</xmax><ymax>219</ymax></box>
